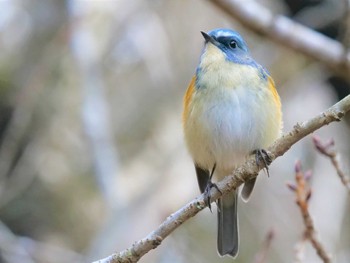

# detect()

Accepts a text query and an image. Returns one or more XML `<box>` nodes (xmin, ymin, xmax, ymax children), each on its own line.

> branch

<box><xmin>341</xmin><ymin>0</ymin><xmax>350</xmax><ymax>51</ymax></box>
<box><xmin>312</xmin><ymin>136</ymin><xmax>350</xmax><ymax>193</ymax></box>
<box><xmin>288</xmin><ymin>161</ymin><xmax>332</xmax><ymax>263</ymax></box>
<box><xmin>208</xmin><ymin>0</ymin><xmax>350</xmax><ymax>79</ymax></box>
<box><xmin>253</xmin><ymin>229</ymin><xmax>275</xmax><ymax>263</ymax></box>
<box><xmin>70</xmin><ymin>6</ymin><xmax>121</xmax><ymax>207</ymax></box>
<box><xmin>294</xmin><ymin>237</ymin><xmax>307</xmax><ymax>263</ymax></box>
<box><xmin>92</xmin><ymin>95</ymin><xmax>350</xmax><ymax>263</ymax></box>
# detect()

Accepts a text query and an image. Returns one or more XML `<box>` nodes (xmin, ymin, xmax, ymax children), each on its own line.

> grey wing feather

<box><xmin>195</xmin><ymin>165</ymin><xmax>209</xmax><ymax>193</ymax></box>
<box><xmin>241</xmin><ymin>177</ymin><xmax>257</xmax><ymax>202</ymax></box>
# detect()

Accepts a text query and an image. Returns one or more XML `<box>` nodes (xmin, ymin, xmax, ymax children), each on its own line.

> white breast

<box><xmin>184</xmin><ymin>47</ymin><xmax>281</xmax><ymax>178</ymax></box>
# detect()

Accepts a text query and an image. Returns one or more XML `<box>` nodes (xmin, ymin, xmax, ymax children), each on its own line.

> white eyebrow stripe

<box><xmin>215</xmin><ymin>30</ymin><xmax>233</xmax><ymax>38</ymax></box>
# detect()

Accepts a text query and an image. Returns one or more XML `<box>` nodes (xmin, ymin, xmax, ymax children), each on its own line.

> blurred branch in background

<box><xmin>67</xmin><ymin>2</ymin><xmax>184</xmax><ymax>262</ymax></box>
<box><xmin>0</xmin><ymin>21</ymin><xmax>68</xmax><ymax>206</ymax></box>
<box><xmin>92</xmin><ymin>95</ymin><xmax>350</xmax><ymax>263</ymax></box>
<box><xmin>312</xmin><ymin>136</ymin><xmax>350</xmax><ymax>193</ymax></box>
<box><xmin>288</xmin><ymin>161</ymin><xmax>332</xmax><ymax>263</ymax></box>
<box><xmin>294</xmin><ymin>237</ymin><xmax>307</xmax><ymax>263</ymax></box>
<box><xmin>0</xmin><ymin>141</ymin><xmax>37</xmax><ymax>209</ymax></box>
<box><xmin>0</xmin><ymin>2</ymin><xmax>111</xmax><ymax>262</ymax></box>
<box><xmin>208</xmin><ymin>0</ymin><xmax>350</xmax><ymax>79</ymax></box>
<box><xmin>341</xmin><ymin>0</ymin><xmax>350</xmax><ymax>51</ymax></box>
<box><xmin>253</xmin><ymin>229</ymin><xmax>275</xmax><ymax>263</ymax></box>
<box><xmin>0</xmin><ymin>220</ymin><xmax>84</xmax><ymax>263</ymax></box>
<box><xmin>69</xmin><ymin>2</ymin><xmax>121</xmax><ymax>207</ymax></box>
<box><xmin>0</xmin><ymin>220</ymin><xmax>36</xmax><ymax>263</ymax></box>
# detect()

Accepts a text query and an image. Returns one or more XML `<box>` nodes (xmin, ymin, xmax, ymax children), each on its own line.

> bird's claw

<box><xmin>253</xmin><ymin>149</ymin><xmax>272</xmax><ymax>177</ymax></box>
<box><xmin>204</xmin><ymin>180</ymin><xmax>222</xmax><ymax>212</ymax></box>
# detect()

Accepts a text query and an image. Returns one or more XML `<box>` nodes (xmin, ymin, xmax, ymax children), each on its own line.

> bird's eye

<box><xmin>229</xmin><ymin>40</ymin><xmax>237</xmax><ymax>49</ymax></box>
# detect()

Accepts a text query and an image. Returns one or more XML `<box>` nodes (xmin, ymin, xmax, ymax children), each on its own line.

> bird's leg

<box><xmin>204</xmin><ymin>163</ymin><xmax>222</xmax><ymax>212</ymax></box>
<box><xmin>253</xmin><ymin>149</ymin><xmax>272</xmax><ymax>177</ymax></box>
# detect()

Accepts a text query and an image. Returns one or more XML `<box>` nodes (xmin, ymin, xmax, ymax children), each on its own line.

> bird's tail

<box><xmin>217</xmin><ymin>190</ymin><xmax>239</xmax><ymax>257</ymax></box>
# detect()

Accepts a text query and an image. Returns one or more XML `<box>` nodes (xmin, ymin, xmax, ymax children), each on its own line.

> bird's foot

<box><xmin>204</xmin><ymin>163</ymin><xmax>222</xmax><ymax>212</ymax></box>
<box><xmin>204</xmin><ymin>180</ymin><xmax>222</xmax><ymax>212</ymax></box>
<box><xmin>253</xmin><ymin>149</ymin><xmax>272</xmax><ymax>177</ymax></box>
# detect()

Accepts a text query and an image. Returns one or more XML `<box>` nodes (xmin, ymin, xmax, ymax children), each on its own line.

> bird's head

<box><xmin>199</xmin><ymin>29</ymin><xmax>252</xmax><ymax>65</ymax></box>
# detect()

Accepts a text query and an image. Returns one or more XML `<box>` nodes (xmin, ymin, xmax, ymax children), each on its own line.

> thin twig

<box><xmin>341</xmin><ymin>0</ymin><xmax>350</xmax><ymax>52</ymax></box>
<box><xmin>0</xmin><ymin>221</ymin><xmax>36</xmax><ymax>263</ymax></box>
<box><xmin>69</xmin><ymin>6</ymin><xmax>121</xmax><ymax>207</ymax></box>
<box><xmin>253</xmin><ymin>229</ymin><xmax>275</xmax><ymax>263</ymax></box>
<box><xmin>208</xmin><ymin>0</ymin><xmax>350</xmax><ymax>79</ymax></box>
<box><xmin>0</xmin><ymin>220</ymin><xmax>84</xmax><ymax>263</ymax></box>
<box><xmin>0</xmin><ymin>25</ymin><xmax>69</xmax><ymax>181</ymax></box>
<box><xmin>92</xmin><ymin>95</ymin><xmax>350</xmax><ymax>263</ymax></box>
<box><xmin>294</xmin><ymin>237</ymin><xmax>307</xmax><ymax>263</ymax></box>
<box><xmin>288</xmin><ymin>161</ymin><xmax>332</xmax><ymax>263</ymax></box>
<box><xmin>312</xmin><ymin>136</ymin><xmax>350</xmax><ymax>193</ymax></box>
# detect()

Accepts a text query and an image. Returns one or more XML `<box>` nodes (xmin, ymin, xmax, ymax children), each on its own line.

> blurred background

<box><xmin>0</xmin><ymin>0</ymin><xmax>349</xmax><ymax>262</ymax></box>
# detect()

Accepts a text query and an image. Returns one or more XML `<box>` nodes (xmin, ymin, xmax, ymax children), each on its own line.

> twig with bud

<box><xmin>313</xmin><ymin>135</ymin><xmax>350</xmax><ymax>193</ymax></box>
<box><xmin>287</xmin><ymin>161</ymin><xmax>332</xmax><ymax>263</ymax></box>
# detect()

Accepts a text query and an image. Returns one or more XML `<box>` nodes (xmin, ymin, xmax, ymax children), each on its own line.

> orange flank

<box><xmin>183</xmin><ymin>76</ymin><xmax>196</xmax><ymax>124</ymax></box>
<box><xmin>268</xmin><ymin>75</ymin><xmax>281</xmax><ymax>111</ymax></box>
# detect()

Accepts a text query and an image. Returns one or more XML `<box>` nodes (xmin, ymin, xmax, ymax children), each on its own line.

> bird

<box><xmin>182</xmin><ymin>29</ymin><xmax>282</xmax><ymax>258</ymax></box>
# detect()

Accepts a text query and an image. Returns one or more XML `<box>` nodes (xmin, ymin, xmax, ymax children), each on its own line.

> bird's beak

<box><xmin>201</xmin><ymin>31</ymin><xmax>218</xmax><ymax>46</ymax></box>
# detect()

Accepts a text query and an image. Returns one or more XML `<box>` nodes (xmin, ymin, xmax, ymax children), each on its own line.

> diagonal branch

<box><xmin>208</xmin><ymin>0</ymin><xmax>350</xmax><ymax>79</ymax></box>
<box><xmin>93</xmin><ymin>95</ymin><xmax>350</xmax><ymax>263</ymax></box>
